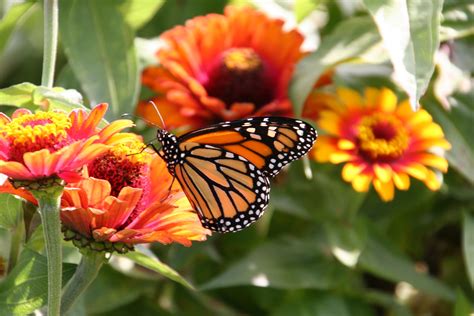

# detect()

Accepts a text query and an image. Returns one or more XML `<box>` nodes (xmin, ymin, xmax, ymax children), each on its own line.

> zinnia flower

<box><xmin>138</xmin><ymin>6</ymin><xmax>304</xmax><ymax>130</ymax></box>
<box><xmin>0</xmin><ymin>104</ymin><xmax>133</xmax><ymax>184</ymax></box>
<box><xmin>311</xmin><ymin>87</ymin><xmax>451</xmax><ymax>201</ymax></box>
<box><xmin>60</xmin><ymin>137</ymin><xmax>209</xmax><ymax>252</ymax></box>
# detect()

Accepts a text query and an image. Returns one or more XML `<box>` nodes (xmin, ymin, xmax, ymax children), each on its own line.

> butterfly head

<box><xmin>156</xmin><ymin>128</ymin><xmax>180</xmax><ymax>171</ymax></box>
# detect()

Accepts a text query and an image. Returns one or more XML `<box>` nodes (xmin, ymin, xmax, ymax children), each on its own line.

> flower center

<box><xmin>1</xmin><ymin>111</ymin><xmax>72</xmax><ymax>163</ymax></box>
<box><xmin>357</xmin><ymin>114</ymin><xmax>408</xmax><ymax>162</ymax></box>
<box><xmin>205</xmin><ymin>48</ymin><xmax>274</xmax><ymax>108</ymax></box>
<box><xmin>88</xmin><ymin>141</ymin><xmax>151</xmax><ymax>198</ymax></box>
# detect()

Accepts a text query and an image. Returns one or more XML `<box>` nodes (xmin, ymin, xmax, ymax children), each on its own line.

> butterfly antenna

<box><xmin>121</xmin><ymin>112</ymin><xmax>161</xmax><ymax>128</ymax></box>
<box><xmin>149</xmin><ymin>100</ymin><xmax>167</xmax><ymax>130</ymax></box>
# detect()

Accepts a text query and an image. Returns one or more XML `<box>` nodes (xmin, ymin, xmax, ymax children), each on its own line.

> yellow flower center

<box><xmin>88</xmin><ymin>140</ymin><xmax>151</xmax><ymax>197</ymax></box>
<box><xmin>205</xmin><ymin>47</ymin><xmax>274</xmax><ymax>108</ymax></box>
<box><xmin>223</xmin><ymin>48</ymin><xmax>262</xmax><ymax>72</ymax></box>
<box><xmin>357</xmin><ymin>114</ymin><xmax>408</xmax><ymax>161</ymax></box>
<box><xmin>0</xmin><ymin>111</ymin><xmax>72</xmax><ymax>162</ymax></box>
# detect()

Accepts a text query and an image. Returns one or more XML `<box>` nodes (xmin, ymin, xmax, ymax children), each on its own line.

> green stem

<box><xmin>31</xmin><ymin>186</ymin><xmax>64</xmax><ymax>316</ymax></box>
<box><xmin>41</xmin><ymin>0</ymin><xmax>58</xmax><ymax>88</ymax></box>
<box><xmin>7</xmin><ymin>217</ymin><xmax>24</xmax><ymax>273</ymax></box>
<box><xmin>61</xmin><ymin>251</ymin><xmax>105</xmax><ymax>314</ymax></box>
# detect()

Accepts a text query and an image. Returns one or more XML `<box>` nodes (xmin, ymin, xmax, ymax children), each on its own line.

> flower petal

<box><xmin>373</xmin><ymin>178</ymin><xmax>395</xmax><ymax>201</ymax></box>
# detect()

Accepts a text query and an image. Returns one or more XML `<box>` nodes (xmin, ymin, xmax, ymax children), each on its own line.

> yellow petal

<box><xmin>416</xmin><ymin>123</ymin><xmax>445</xmax><ymax>139</ymax></box>
<box><xmin>342</xmin><ymin>163</ymin><xmax>365</xmax><ymax>182</ymax></box>
<box><xmin>352</xmin><ymin>173</ymin><xmax>372</xmax><ymax>192</ymax></box>
<box><xmin>403</xmin><ymin>163</ymin><xmax>429</xmax><ymax>181</ymax></box>
<box><xmin>373</xmin><ymin>164</ymin><xmax>393</xmax><ymax>183</ymax></box>
<box><xmin>424</xmin><ymin>170</ymin><xmax>442</xmax><ymax>191</ymax></box>
<box><xmin>337</xmin><ymin>87</ymin><xmax>362</xmax><ymax>110</ymax></box>
<box><xmin>378</xmin><ymin>88</ymin><xmax>397</xmax><ymax>112</ymax></box>
<box><xmin>329</xmin><ymin>151</ymin><xmax>353</xmax><ymax>164</ymax></box>
<box><xmin>417</xmin><ymin>153</ymin><xmax>449</xmax><ymax>172</ymax></box>
<box><xmin>318</xmin><ymin>111</ymin><xmax>341</xmax><ymax>135</ymax></box>
<box><xmin>364</xmin><ymin>87</ymin><xmax>380</xmax><ymax>108</ymax></box>
<box><xmin>393</xmin><ymin>172</ymin><xmax>410</xmax><ymax>190</ymax></box>
<box><xmin>406</xmin><ymin>109</ymin><xmax>432</xmax><ymax>127</ymax></box>
<box><xmin>373</xmin><ymin>178</ymin><xmax>395</xmax><ymax>201</ymax></box>
<box><xmin>337</xmin><ymin>139</ymin><xmax>355</xmax><ymax>150</ymax></box>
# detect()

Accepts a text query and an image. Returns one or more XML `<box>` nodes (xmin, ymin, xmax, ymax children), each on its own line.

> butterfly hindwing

<box><xmin>179</xmin><ymin>117</ymin><xmax>317</xmax><ymax>177</ymax></box>
<box><xmin>174</xmin><ymin>142</ymin><xmax>270</xmax><ymax>232</ymax></box>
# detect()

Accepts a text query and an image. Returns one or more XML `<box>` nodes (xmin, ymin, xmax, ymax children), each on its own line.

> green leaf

<box><xmin>363</xmin><ymin>0</ymin><xmax>444</xmax><ymax>110</ymax></box>
<box><xmin>358</xmin><ymin>233</ymin><xmax>455</xmax><ymax>301</ymax></box>
<box><xmin>32</xmin><ymin>86</ymin><xmax>86</xmax><ymax>112</ymax></box>
<box><xmin>59</xmin><ymin>0</ymin><xmax>139</xmax><ymax>120</ymax></box>
<box><xmin>294</xmin><ymin>0</ymin><xmax>319</xmax><ymax>22</ymax></box>
<box><xmin>84</xmin><ymin>264</ymin><xmax>154</xmax><ymax>314</ymax></box>
<box><xmin>454</xmin><ymin>289</ymin><xmax>473</xmax><ymax>316</ymax></box>
<box><xmin>117</xmin><ymin>0</ymin><xmax>165</xmax><ymax>30</ymax></box>
<box><xmin>0</xmin><ymin>2</ymin><xmax>34</xmax><ymax>54</ymax></box>
<box><xmin>441</xmin><ymin>0</ymin><xmax>474</xmax><ymax>40</ymax></box>
<box><xmin>200</xmin><ymin>237</ymin><xmax>353</xmax><ymax>290</ymax></box>
<box><xmin>272</xmin><ymin>292</ymin><xmax>376</xmax><ymax>316</ymax></box>
<box><xmin>424</xmin><ymin>94</ymin><xmax>474</xmax><ymax>184</ymax></box>
<box><xmin>122</xmin><ymin>247</ymin><xmax>194</xmax><ymax>289</ymax></box>
<box><xmin>0</xmin><ymin>82</ymin><xmax>36</xmax><ymax>107</ymax></box>
<box><xmin>0</xmin><ymin>193</ymin><xmax>22</xmax><ymax>229</ymax></box>
<box><xmin>0</xmin><ymin>249</ymin><xmax>76</xmax><ymax>315</ymax></box>
<box><xmin>290</xmin><ymin>16</ymin><xmax>381</xmax><ymax>115</ymax></box>
<box><xmin>463</xmin><ymin>211</ymin><xmax>474</xmax><ymax>289</ymax></box>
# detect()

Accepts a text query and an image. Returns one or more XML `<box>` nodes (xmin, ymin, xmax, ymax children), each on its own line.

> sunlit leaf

<box><xmin>0</xmin><ymin>194</ymin><xmax>22</xmax><ymax>229</ymax></box>
<box><xmin>32</xmin><ymin>86</ymin><xmax>86</xmax><ymax>112</ymax></box>
<box><xmin>59</xmin><ymin>0</ymin><xmax>139</xmax><ymax>120</ymax></box>
<box><xmin>117</xmin><ymin>0</ymin><xmax>166</xmax><ymax>30</ymax></box>
<box><xmin>294</xmin><ymin>0</ymin><xmax>319</xmax><ymax>22</ymax></box>
<box><xmin>363</xmin><ymin>0</ymin><xmax>443</xmax><ymax>110</ymax></box>
<box><xmin>0</xmin><ymin>249</ymin><xmax>76</xmax><ymax>315</ymax></box>
<box><xmin>463</xmin><ymin>212</ymin><xmax>474</xmax><ymax>289</ymax></box>
<box><xmin>290</xmin><ymin>16</ymin><xmax>381</xmax><ymax>115</ymax></box>
<box><xmin>0</xmin><ymin>82</ymin><xmax>36</xmax><ymax>107</ymax></box>
<box><xmin>123</xmin><ymin>247</ymin><xmax>194</xmax><ymax>289</ymax></box>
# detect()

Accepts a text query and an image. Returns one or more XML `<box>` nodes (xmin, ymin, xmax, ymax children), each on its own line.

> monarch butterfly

<box><xmin>153</xmin><ymin>117</ymin><xmax>317</xmax><ymax>233</ymax></box>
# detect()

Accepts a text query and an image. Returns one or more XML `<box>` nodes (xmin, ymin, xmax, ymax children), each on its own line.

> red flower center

<box><xmin>204</xmin><ymin>48</ymin><xmax>274</xmax><ymax>108</ymax></box>
<box><xmin>357</xmin><ymin>114</ymin><xmax>408</xmax><ymax>162</ymax></box>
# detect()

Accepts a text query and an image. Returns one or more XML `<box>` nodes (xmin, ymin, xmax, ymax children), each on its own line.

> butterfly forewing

<box><xmin>179</xmin><ymin>117</ymin><xmax>317</xmax><ymax>176</ymax></box>
<box><xmin>174</xmin><ymin>142</ymin><xmax>270</xmax><ymax>232</ymax></box>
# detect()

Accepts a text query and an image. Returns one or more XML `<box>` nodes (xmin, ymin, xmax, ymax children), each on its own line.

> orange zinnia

<box><xmin>0</xmin><ymin>104</ymin><xmax>133</xmax><ymax>183</ymax></box>
<box><xmin>138</xmin><ymin>6</ymin><xmax>304</xmax><ymax>130</ymax></box>
<box><xmin>310</xmin><ymin>87</ymin><xmax>451</xmax><ymax>201</ymax></box>
<box><xmin>60</xmin><ymin>138</ymin><xmax>209</xmax><ymax>252</ymax></box>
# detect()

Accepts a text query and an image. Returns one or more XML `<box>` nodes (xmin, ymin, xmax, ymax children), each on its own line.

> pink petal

<box><xmin>0</xmin><ymin>160</ymin><xmax>34</xmax><ymax>179</ymax></box>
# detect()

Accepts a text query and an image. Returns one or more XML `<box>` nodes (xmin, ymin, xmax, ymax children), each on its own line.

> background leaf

<box><xmin>463</xmin><ymin>212</ymin><xmax>474</xmax><ymax>289</ymax></box>
<box><xmin>59</xmin><ymin>0</ymin><xmax>139</xmax><ymax>120</ymax></box>
<box><xmin>0</xmin><ymin>194</ymin><xmax>22</xmax><ymax>230</ymax></box>
<box><xmin>0</xmin><ymin>82</ymin><xmax>36</xmax><ymax>107</ymax></box>
<box><xmin>0</xmin><ymin>249</ymin><xmax>76</xmax><ymax>315</ymax></box>
<box><xmin>0</xmin><ymin>2</ymin><xmax>33</xmax><ymax>54</ymax></box>
<box><xmin>117</xmin><ymin>0</ymin><xmax>166</xmax><ymax>30</ymax></box>
<box><xmin>363</xmin><ymin>0</ymin><xmax>444</xmax><ymax>110</ymax></box>
<box><xmin>123</xmin><ymin>247</ymin><xmax>194</xmax><ymax>289</ymax></box>
<box><xmin>290</xmin><ymin>16</ymin><xmax>381</xmax><ymax>115</ymax></box>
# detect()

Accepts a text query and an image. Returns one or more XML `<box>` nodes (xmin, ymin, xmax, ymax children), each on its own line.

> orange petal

<box><xmin>0</xmin><ymin>160</ymin><xmax>33</xmax><ymax>179</ymax></box>
<box><xmin>318</xmin><ymin>110</ymin><xmax>342</xmax><ymax>135</ymax></box>
<box><xmin>364</xmin><ymin>87</ymin><xmax>380</xmax><ymax>108</ymax></box>
<box><xmin>68</xmin><ymin>143</ymin><xmax>109</xmax><ymax>169</ymax></box>
<box><xmin>337</xmin><ymin>87</ymin><xmax>362</xmax><ymax>111</ymax></box>
<box><xmin>329</xmin><ymin>151</ymin><xmax>354</xmax><ymax>164</ymax></box>
<box><xmin>97</xmin><ymin>119</ymin><xmax>135</xmax><ymax>144</ymax></box>
<box><xmin>78</xmin><ymin>177</ymin><xmax>112</xmax><ymax>206</ymax></box>
<box><xmin>373</xmin><ymin>178</ymin><xmax>395</xmax><ymax>201</ymax></box>
<box><xmin>23</xmin><ymin>149</ymin><xmax>52</xmax><ymax>177</ymax></box>
<box><xmin>337</xmin><ymin>139</ymin><xmax>355</xmax><ymax>150</ymax></box>
<box><xmin>414</xmin><ymin>153</ymin><xmax>449</xmax><ymax>172</ymax></box>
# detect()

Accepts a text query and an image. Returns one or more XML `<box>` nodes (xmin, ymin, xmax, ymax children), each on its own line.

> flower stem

<box><xmin>31</xmin><ymin>185</ymin><xmax>64</xmax><ymax>316</ymax></box>
<box><xmin>61</xmin><ymin>251</ymin><xmax>105</xmax><ymax>314</ymax></box>
<box><xmin>41</xmin><ymin>0</ymin><xmax>58</xmax><ymax>88</ymax></box>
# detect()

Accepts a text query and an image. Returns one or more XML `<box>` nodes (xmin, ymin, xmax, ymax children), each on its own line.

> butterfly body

<box><xmin>155</xmin><ymin>117</ymin><xmax>317</xmax><ymax>233</ymax></box>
